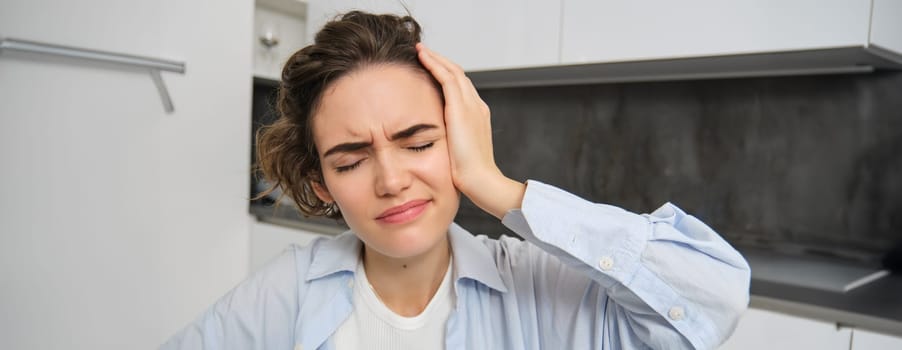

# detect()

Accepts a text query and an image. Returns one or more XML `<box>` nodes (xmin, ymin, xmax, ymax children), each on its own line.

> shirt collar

<box><xmin>305</xmin><ymin>231</ymin><xmax>360</xmax><ymax>282</ymax></box>
<box><xmin>447</xmin><ymin>223</ymin><xmax>508</xmax><ymax>293</ymax></box>
<box><xmin>305</xmin><ymin>223</ymin><xmax>509</xmax><ymax>293</ymax></box>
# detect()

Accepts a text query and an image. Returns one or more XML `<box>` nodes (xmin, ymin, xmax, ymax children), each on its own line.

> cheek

<box><xmin>413</xmin><ymin>145</ymin><xmax>454</xmax><ymax>186</ymax></box>
<box><xmin>323</xmin><ymin>172</ymin><xmax>368</xmax><ymax>212</ymax></box>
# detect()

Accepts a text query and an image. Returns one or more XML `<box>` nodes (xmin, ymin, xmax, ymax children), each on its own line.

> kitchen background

<box><xmin>2</xmin><ymin>0</ymin><xmax>902</xmax><ymax>349</ymax></box>
<box><xmin>469</xmin><ymin>72</ymin><xmax>902</xmax><ymax>263</ymax></box>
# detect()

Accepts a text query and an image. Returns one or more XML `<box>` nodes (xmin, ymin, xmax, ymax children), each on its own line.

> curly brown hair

<box><xmin>254</xmin><ymin>11</ymin><xmax>439</xmax><ymax>219</ymax></box>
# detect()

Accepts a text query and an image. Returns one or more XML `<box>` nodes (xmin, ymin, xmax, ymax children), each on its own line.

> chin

<box><xmin>358</xmin><ymin>210</ymin><xmax>457</xmax><ymax>259</ymax></box>
<box><xmin>348</xmin><ymin>193</ymin><xmax>460</xmax><ymax>259</ymax></box>
<box><xmin>364</xmin><ymin>222</ymin><xmax>450</xmax><ymax>259</ymax></box>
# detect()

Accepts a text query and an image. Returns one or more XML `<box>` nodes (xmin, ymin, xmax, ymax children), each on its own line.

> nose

<box><xmin>373</xmin><ymin>152</ymin><xmax>411</xmax><ymax>197</ymax></box>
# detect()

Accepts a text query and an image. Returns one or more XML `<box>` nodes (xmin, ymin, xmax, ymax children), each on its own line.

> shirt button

<box><xmin>598</xmin><ymin>256</ymin><xmax>614</xmax><ymax>271</ymax></box>
<box><xmin>294</xmin><ymin>344</ymin><xmax>303</xmax><ymax>350</ymax></box>
<box><xmin>347</xmin><ymin>279</ymin><xmax>354</xmax><ymax>288</ymax></box>
<box><xmin>668</xmin><ymin>306</ymin><xmax>685</xmax><ymax>321</ymax></box>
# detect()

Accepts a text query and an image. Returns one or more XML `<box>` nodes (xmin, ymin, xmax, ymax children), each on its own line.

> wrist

<box><xmin>460</xmin><ymin>170</ymin><xmax>526</xmax><ymax>220</ymax></box>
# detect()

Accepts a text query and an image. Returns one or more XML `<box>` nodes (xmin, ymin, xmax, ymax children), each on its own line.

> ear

<box><xmin>311</xmin><ymin>179</ymin><xmax>334</xmax><ymax>203</ymax></box>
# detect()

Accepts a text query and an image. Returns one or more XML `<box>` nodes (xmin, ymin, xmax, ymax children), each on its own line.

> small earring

<box><xmin>327</xmin><ymin>202</ymin><xmax>339</xmax><ymax>215</ymax></box>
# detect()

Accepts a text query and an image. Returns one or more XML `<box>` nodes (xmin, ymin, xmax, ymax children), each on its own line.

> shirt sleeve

<box><xmin>500</xmin><ymin>180</ymin><xmax>750</xmax><ymax>350</ymax></box>
<box><xmin>158</xmin><ymin>247</ymin><xmax>300</xmax><ymax>350</ymax></box>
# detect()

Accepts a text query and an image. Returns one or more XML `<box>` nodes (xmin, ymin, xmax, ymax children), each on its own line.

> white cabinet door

<box><xmin>411</xmin><ymin>1</ymin><xmax>560</xmax><ymax>71</ymax></box>
<box><xmin>254</xmin><ymin>6</ymin><xmax>307</xmax><ymax>80</ymax></box>
<box><xmin>851</xmin><ymin>329</ymin><xmax>902</xmax><ymax>350</ymax></box>
<box><xmin>871</xmin><ymin>0</ymin><xmax>902</xmax><ymax>54</ymax></box>
<box><xmin>305</xmin><ymin>0</ymin><xmax>561</xmax><ymax>71</ymax></box>
<box><xmin>719</xmin><ymin>308</ymin><xmax>852</xmax><ymax>350</ymax></box>
<box><xmin>307</xmin><ymin>0</ymin><xmax>411</xmax><ymax>44</ymax></box>
<box><xmin>561</xmin><ymin>0</ymin><xmax>871</xmax><ymax>64</ymax></box>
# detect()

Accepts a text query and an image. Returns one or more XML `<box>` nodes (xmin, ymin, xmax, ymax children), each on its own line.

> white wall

<box><xmin>0</xmin><ymin>0</ymin><xmax>254</xmax><ymax>348</ymax></box>
<box><xmin>249</xmin><ymin>220</ymin><xmax>331</xmax><ymax>272</ymax></box>
<box><xmin>852</xmin><ymin>329</ymin><xmax>902</xmax><ymax>349</ymax></box>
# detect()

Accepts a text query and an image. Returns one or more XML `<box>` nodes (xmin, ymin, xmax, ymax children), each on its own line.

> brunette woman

<box><xmin>162</xmin><ymin>11</ymin><xmax>749</xmax><ymax>350</ymax></box>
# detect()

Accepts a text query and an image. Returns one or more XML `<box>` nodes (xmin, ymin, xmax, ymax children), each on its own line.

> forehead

<box><xmin>312</xmin><ymin>65</ymin><xmax>443</xmax><ymax>145</ymax></box>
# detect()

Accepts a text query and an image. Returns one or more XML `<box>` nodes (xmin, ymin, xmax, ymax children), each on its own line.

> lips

<box><xmin>376</xmin><ymin>199</ymin><xmax>430</xmax><ymax>224</ymax></box>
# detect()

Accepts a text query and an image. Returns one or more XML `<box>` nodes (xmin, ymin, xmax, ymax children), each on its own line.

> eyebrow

<box><xmin>322</xmin><ymin>123</ymin><xmax>438</xmax><ymax>158</ymax></box>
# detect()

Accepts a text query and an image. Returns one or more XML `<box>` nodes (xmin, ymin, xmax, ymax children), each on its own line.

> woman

<box><xmin>162</xmin><ymin>11</ymin><xmax>749</xmax><ymax>350</ymax></box>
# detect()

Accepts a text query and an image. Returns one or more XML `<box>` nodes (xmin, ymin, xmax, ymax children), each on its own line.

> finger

<box><xmin>417</xmin><ymin>43</ymin><xmax>464</xmax><ymax>75</ymax></box>
<box><xmin>417</xmin><ymin>46</ymin><xmax>466</xmax><ymax>112</ymax></box>
<box><xmin>417</xmin><ymin>45</ymin><xmax>482</xmax><ymax>106</ymax></box>
<box><xmin>418</xmin><ymin>45</ymin><xmax>472</xmax><ymax>98</ymax></box>
<box><xmin>417</xmin><ymin>45</ymin><xmax>458</xmax><ymax>92</ymax></box>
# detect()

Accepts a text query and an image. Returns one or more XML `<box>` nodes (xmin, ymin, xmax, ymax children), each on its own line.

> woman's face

<box><xmin>311</xmin><ymin>64</ymin><xmax>459</xmax><ymax>259</ymax></box>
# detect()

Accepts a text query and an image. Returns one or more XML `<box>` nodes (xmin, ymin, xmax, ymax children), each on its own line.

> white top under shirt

<box><xmin>333</xmin><ymin>257</ymin><xmax>454</xmax><ymax>350</ymax></box>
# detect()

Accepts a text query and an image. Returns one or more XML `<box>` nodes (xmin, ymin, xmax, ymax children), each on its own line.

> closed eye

<box><xmin>334</xmin><ymin>142</ymin><xmax>433</xmax><ymax>173</ymax></box>
<box><xmin>408</xmin><ymin>142</ymin><xmax>434</xmax><ymax>152</ymax></box>
<box><xmin>335</xmin><ymin>159</ymin><xmax>364</xmax><ymax>173</ymax></box>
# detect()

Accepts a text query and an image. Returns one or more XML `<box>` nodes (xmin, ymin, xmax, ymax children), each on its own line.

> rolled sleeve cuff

<box><xmin>501</xmin><ymin>180</ymin><xmax>649</xmax><ymax>289</ymax></box>
<box><xmin>501</xmin><ymin>180</ymin><xmax>712</xmax><ymax>349</ymax></box>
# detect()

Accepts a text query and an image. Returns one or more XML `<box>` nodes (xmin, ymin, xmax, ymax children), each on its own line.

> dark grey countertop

<box><xmin>250</xmin><ymin>203</ymin><xmax>347</xmax><ymax>234</ymax></box>
<box><xmin>738</xmin><ymin>247</ymin><xmax>902</xmax><ymax>336</ymax></box>
<box><xmin>749</xmin><ymin>270</ymin><xmax>902</xmax><ymax>337</ymax></box>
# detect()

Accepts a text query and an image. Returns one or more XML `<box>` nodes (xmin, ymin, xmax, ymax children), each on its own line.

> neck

<box><xmin>362</xmin><ymin>237</ymin><xmax>451</xmax><ymax>317</ymax></box>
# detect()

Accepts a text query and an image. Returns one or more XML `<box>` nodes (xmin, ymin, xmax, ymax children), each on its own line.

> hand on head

<box><xmin>415</xmin><ymin>44</ymin><xmax>526</xmax><ymax>219</ymax></box>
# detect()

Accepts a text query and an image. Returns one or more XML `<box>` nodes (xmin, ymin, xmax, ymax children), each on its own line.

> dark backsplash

<box><xmin>457</xmin><ymin>72</ymin><xmax>902</xmax><ymax>262</ymax></box>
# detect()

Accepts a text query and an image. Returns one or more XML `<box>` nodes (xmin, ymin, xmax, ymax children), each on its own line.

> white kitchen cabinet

<box><xmin>305</xmin><ymin>0</ymin><xmax>902</xmax><ymax>85</ymax></box>
<box><xmin>719</xmin><ymin>308</ymin><xmax>852</xmax><ymax>350</ymax></box>
<box><xmin>305</xmin><ymin>0</ymin><xmax>560</xmax><ymax>71</ymax></box>
<box><xmin>871</xmin><ymin>0</ymin><xmax>902</xmax><ymax>54</ymax></box>
<box><xmin>560</xmin><ymin>0</ymin><xmax>900</xmax><ymax>64</ymax></box>
<box><xmin>409</xmin><ymin>1</ymin><xmax>560</xmax><ymax>71</ymax></box>
<box><xmin>306</xmin><ymin>0</ymin><xmax>411</xmax><ymax>45</ymax></box>
<box><xmin>851</xmin><ymin>329</ymin><xmax>902</xmax><ymax>350</ymax></box>
<box><xmin>254</xmin><ymin>4</ymin><xmax>307</xmax><ymax>80</ymax></box>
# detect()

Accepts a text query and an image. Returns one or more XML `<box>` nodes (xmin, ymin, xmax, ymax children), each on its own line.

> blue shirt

<box><xmin>161</xmin><ymin>180</ymin><xmax>750</xmax><ymax>349</ymax></box>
